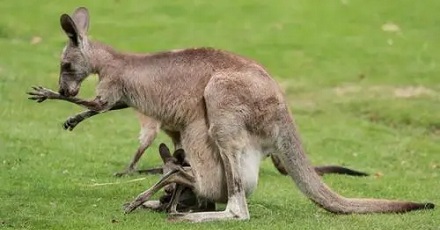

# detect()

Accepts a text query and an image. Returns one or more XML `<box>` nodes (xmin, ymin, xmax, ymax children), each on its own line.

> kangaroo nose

<box><xmin>164</xmin><ymin>186</ymin><xmax>174</xmax><ymax>194</ymax></box>
<box><xmin>59</xmin><ymin>88</ymin><xmax>66</xmax><ymax>96</ymax></box>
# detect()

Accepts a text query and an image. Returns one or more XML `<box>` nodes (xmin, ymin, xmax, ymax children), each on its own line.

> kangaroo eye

<box><xmin>61</xmin><ymin>62</ymin><xmax>72</xmax><ymax>70</ymax></box>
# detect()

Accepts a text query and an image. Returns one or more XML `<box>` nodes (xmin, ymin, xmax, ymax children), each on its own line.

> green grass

<box><xmin>1</xmin><ymin>0</ymin><xmax>439</xmax><ymax>229</ymax></box>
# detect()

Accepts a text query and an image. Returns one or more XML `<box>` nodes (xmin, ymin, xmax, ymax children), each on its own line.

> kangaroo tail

<box><xmin>274</xmin><ymin>116</ymin><xmax>434</xmax><ymax>214</ymax></box>
<box><xmin>314</xmin><ymin>165</ymin><xmax>369</xmax><ymax>177</ymax></box>
<box><xmin>271</xmin><ymin>155</ymin><xmax>369</xmax><ymax>177</ymax></box>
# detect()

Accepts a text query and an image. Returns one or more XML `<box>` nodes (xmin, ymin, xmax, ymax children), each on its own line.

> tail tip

<box><xmin>424</xmin><ymin>202</ymin><xmax>435</xmax><ymax>209</ymax></box>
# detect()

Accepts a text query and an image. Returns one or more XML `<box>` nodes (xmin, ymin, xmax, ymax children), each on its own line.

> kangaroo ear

<box><xmin>173</xmin><ymin>149</ymin><xmax>186</xmax><ymax>165</ymax></box>
<box><xmin>60</xmin><ymin>14</ymin><xmax>80</xmax><ymax>46</ymax></box>
<box><xmin>159</xmin><ymin>143</ymin><xmax>172</xmax><ymax>163</ymax></box>
<box><xmin>71</xmin><ymin>7</ymin><xmax>90</xmax><ymax>34</ymax></box>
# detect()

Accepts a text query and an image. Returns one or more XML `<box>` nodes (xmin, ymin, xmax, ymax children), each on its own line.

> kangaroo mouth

<box><xmin>59</xmin><ymin>87</ymin><xmax>79</xmax><ymax>97</ymax></box>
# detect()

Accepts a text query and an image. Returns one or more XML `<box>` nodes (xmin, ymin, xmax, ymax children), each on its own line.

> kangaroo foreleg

<box><xmin>63</xmin><ymin>102</ymin><xmax>129</xmax><ymax>131</ymax></box>
<box><xmin>27</xmin><ymin>86</ymin><xmax>115</xmax><ymax>112</ymax></box>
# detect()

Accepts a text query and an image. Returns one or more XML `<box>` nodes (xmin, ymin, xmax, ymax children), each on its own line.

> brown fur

<box><xmin>28</xmin><ymin>7</ymin><xmax>434</xmax><ymax>222</ymax></box>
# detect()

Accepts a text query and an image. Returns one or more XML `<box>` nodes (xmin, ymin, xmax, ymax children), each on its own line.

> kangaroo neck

<box><xmin>88</xmin><ymin>40</ymin><xmax>153</xmax><ymax>80</ymax></box>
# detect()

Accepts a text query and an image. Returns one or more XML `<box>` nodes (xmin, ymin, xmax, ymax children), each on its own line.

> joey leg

<box><xmin>124</xmin><ymin>169</ymin><xmax>194</xmax><ymax>213</ymax></box>
<box><xmin>167</xmin><ymin>185</ymin><xmax>185</xmax><ymax>213</ymax></box>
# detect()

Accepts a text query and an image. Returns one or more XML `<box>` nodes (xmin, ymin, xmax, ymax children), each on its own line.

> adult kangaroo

<box><xmin>28</xmin><ymin>7</ymin><xmax>434</xmax><ymax>222</ymax></box>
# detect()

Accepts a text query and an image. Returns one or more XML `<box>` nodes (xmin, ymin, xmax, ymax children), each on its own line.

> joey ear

<box><xmin>173</xmin><ymin>149</ymin><xmax>186</xmax><ymax>165</ymax></box>
<box><xmin>60</xmin><ymin>14</ymin><xmax>80</xmax><ymax>46</ymax></box>
<box><xmin>71</xmin><ymin>7</ymin><xmax>90</xmax><ymax>34</ymax></box>
<box><xmin>159</xmin><ymin>143</ymin><xmax>172</xmax><ymax>163</ymax></box>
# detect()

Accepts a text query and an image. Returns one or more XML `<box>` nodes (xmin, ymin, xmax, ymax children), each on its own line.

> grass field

<box><xmin>1</xmin><ymin>0</ymin><xmax>439</xmax><ymax>229</ymax></box>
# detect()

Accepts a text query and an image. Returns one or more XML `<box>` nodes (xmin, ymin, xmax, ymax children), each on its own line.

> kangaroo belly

<box><xmin>193</xmin><ymin>144</ymin><xmax>262</xmax><ymax>203</ymax></box>
<box><xmin>241</xmin><ymin>146</ymin><xmax>262</xmax><ymax>197</ymax></box>
<box><xmin>193</xmin><ymin>162</ymin><xmax>228</xmax><ymax>203</ymax></box>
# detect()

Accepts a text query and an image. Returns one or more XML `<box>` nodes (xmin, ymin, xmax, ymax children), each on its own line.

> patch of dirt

<box><xmin>332</xmin><ymin>84</ymin><xmax>438</xmax><ymax>99</ymax></box>
<box><xmin>30</xmin><ymin>36</ymin><xmax>42</xmax><ymax>45</ymax></box>
<box><xmin>393</xmin><ymin>86</ymin><xmax>436</xmax><ymax>98</ymax></box>
<box><xmin>334</xmin><ymin>85</ymin><xmax>361</xmax><ymax>96</ymax></box>
<box><xmin>381</xmin><ymin>22</ymin><xmax>401</xmax><ymax>33</ymax></box>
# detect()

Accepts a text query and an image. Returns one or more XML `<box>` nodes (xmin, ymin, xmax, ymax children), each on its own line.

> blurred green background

<box><xmin>0</xmin><ymin>0</ymin><xmax>439</xmax><ymax>229</ymax></box>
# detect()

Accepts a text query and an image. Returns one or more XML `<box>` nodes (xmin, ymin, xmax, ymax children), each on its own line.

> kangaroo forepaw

<box><xmin>62</xmin><ymin>116</ymin><xmax>81</xmax><ymax>131</ymax></box>
<box><xmin>27</xmin><ymin>86</ymin><xmax>58</xmax><ymax>103</ymax></box>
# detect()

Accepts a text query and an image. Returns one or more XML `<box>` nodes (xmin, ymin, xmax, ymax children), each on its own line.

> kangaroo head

<box><xmin>58</xmin><ymin>7</ymin><xmax>92</xmax><ymax>97</ymax></box>
<box><xmin>159</xmin><ymin>143</ymin><xmax>187</xmax><ymax>174</ymax></box>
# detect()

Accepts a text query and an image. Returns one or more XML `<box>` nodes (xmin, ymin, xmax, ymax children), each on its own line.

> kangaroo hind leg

<box><xmin>169</xmin><ymin>74</ymin><xmax>253</xmax><ymax>223</ymax></box>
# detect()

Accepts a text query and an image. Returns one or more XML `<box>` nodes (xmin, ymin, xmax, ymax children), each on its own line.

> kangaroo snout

<box><xmin>58</xmin><ymin>87</ymin><xmax>78</xmax><ymax>97</ymax></box>
<box><xmin>58</xmin><ymin>88</ymin><xmax>67</xmax><ymax>96</ymax></box>
<box><xmin>58</xmin><ymin>82</ymin><xmax>79</xmax><ymax>97</ymax></box>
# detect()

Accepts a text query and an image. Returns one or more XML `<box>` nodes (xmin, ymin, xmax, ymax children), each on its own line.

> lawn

<box><xmin>1</xmin><ymin>0</ymin><xmax>439</xmax><ymax>229</ymax></box>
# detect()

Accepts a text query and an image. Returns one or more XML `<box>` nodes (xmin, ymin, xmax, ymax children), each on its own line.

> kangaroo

<box><xmin>62</xmin><ymin>105</ymin><xmax>369</xmax><ymax>177</ymax></box>
<box><xmin>27</xmin><ymin>7</ymin><xmax>434</xmax><ymax>222</ymax></box>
